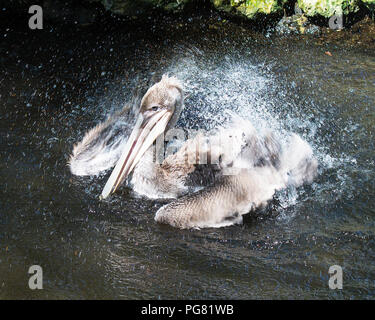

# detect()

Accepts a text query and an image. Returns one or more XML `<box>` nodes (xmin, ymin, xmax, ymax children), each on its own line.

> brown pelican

<box><xmin>69</xmin><ymin>75</ymin><xmax>317</xmax><ymax>229</ymax></box>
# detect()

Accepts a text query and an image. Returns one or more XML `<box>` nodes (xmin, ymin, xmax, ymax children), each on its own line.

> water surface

<box><xmin>1</xmin><ymin>13</ymin><xmax>374</xmax><ymax>299</ymax></box>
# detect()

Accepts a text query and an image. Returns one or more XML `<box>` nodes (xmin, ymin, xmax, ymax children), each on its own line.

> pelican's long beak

<box><xmin>100</xmin><ymin>109</ymin><xmax>171</xmax><ymax>199</ymax></box>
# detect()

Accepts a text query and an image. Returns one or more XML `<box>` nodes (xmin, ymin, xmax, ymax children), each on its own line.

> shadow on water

<box><xmin>0</xmin><ymin>9</ymin><xmax>375</xmax><ymax>299</ymax></box>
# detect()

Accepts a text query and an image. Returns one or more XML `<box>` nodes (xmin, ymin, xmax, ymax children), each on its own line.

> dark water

<box><xmin>1</xmin><ymin>12</ymin><xmax>375</xmax><ymax>299</ymax></box>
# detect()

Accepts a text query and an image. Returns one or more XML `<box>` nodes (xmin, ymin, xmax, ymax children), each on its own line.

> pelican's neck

<box><xmin>130</xmin><ymin>147</ymin><xmax>187</xmax><ymax>199</ymax></box>
<box><xmin>131</xmin><ymin>147</ymin><xmax>158</xmax><ymax>183</ymax></box>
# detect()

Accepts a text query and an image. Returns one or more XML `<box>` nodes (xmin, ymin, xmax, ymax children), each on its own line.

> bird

<box><xmin>69</xmin><ymin>74</ymin><xmax>318</xmax><ymax>229</ymax></box>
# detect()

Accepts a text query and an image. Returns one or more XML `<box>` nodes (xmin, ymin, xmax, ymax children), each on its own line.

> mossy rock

<box><xmin>297</xmin><ymin>0</ymin><xmax>361</xmax><ymax>18</ymax></box>
<box><xmin>97</xmin><ymin>0</ymin><xmax>190</xmax><ymax>16</ymax></box>
<box><xmin>211</xmin><ymin>0</ymin><xmax>284</xmax><ymax>20</ymax></box>
<box><xmin>361</xmin><ymin>0</ymin><xmax>375</xmax><ymax>7</ymax></box>
<box><xmin>275</xmin><ymin>13</ymin><xmax>321</xmax><ymax>34</ymax></box>
<box><xmin>361</xmin><ymin>0</ymin><xmax>375</xmax><ymax>14</ymax></box>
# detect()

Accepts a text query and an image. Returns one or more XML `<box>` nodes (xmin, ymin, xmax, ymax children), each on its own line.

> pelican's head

<box><xmin>100</xmin><ymin>75</ymin><xmax>183</xmax><ymax>199</ymax></box>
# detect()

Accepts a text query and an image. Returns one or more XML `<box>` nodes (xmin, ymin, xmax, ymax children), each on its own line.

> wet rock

<box><xmin>2</xmin><ymin>0</ymin><xmax>373</xmax><ymax>27</ymax></box>
<box><xmin>297</xmin><ymin>0</ymin><xmax>361</xmax><ymax>18</ymax></box>
<box><xmin>316</xmin><ymin>15</ymin><xmax>375</xmax><ymax>49</ymax></box>
<box><xmin>361</xmin><ymin>0</ymin><xmax>375</xmax><ymax>16</ymax></box>
<box><xmin>275</xmin><ymin>14</ymin><xmax>321</xmax><ymax>35</ymax></box>
<box><xmin>211</xmin><ymin>0</ymin><xmax>284</xmax><ymax>20</ymax></box>
<box><xmin>91</xmin><ymin>0</ymin><xmax>191</xmax><ymax>16</ymax></box>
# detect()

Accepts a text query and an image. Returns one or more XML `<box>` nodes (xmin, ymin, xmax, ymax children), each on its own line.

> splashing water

<box><xmin>156</xmin><ymin>50</ymin><xmax>348</xmax><ymax>214</ymax></box>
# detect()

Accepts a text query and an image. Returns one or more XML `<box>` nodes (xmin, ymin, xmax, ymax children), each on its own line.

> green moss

<box><xmin>212</xmin><ymin>0</ymin><xmax>283</xmax><ymax>19</ymax></box>
<box><xmin>211</xmin><ymin>0</ymin><xmax>234</xmax><ymax>13</ymax></box>
<box><xmin>232</xmin><ymin>0</ymin><xmax>281</xmax><ymax>16</ymax></box>
<box><xmin>297</xmin><ymin>0</ymin><xmax>361</xmax><ymax>17</ymax></box>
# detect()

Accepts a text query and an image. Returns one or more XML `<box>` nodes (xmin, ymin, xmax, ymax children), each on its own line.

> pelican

<box><xmin>69</xmin><ymin>75</ymin><xmax>317</xmax><ymax>229</ymax></box>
